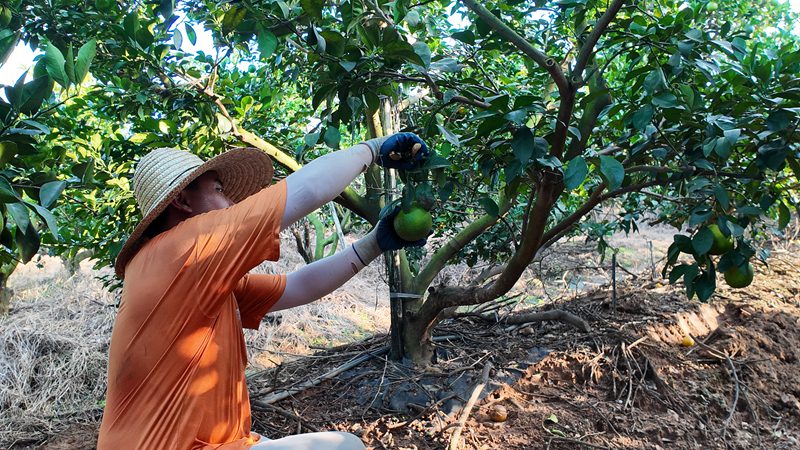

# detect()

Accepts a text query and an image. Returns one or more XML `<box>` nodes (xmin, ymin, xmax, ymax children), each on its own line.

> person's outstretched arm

<box><xmin>269</xmin><ymin>209</ymin><xmax>426</xmax><ymax>312</ymax></box>
<box><xmin>280</xmin><ymin>133</ymin><xmax>429</xmax><ymax>230</ymax></box>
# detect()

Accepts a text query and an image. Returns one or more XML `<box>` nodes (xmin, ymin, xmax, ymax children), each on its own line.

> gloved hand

<box><xmin>362</xmin><ymin>132</ymin><xmax>430</xmax><ymax>170</ymax></box>
<box><xmin>375</xmin><ymin>207</ymin><xmax>428</xmax><ymax>251</ymax></box>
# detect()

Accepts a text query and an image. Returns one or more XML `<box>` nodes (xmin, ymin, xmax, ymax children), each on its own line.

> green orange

<box><xmin>724</xmin><ymin>262</ymin><xmax>754</xmax><ymax>289</ymax></box>
<box><xmin>393</xmin><ymin>206</ymin><xmax>432</xmax><ymax>241</ymax></box>
<box><xmin>708</xmin><ymin>224</ymin><xmax>734</xmax><ymax>255</ymax></box>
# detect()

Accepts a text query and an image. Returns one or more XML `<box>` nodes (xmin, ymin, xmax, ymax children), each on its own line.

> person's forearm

<box><xmin>281</xmin><ymin>143</ymin><xmax>375</xmax><ymax>229</ymax></box>
<box><xmin>269</xmin><ymin>232</ymin><xmax>382</xmax><ymax>312</ymax></box>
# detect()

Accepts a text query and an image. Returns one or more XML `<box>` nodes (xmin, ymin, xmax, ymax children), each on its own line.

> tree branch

<box><xmin>573</xmin><ymin>0</ymin><xmax>629</xmax><ymax>79</ymax></box>
<box><xmin>461</xmin><ymin>0</ymin><xmax>568</xmax><ymax>92</ymax></box>
<box><xmin>414</xmin><ymin>193</ymin><xmax>513</xmax><ymax>293</ymax></box>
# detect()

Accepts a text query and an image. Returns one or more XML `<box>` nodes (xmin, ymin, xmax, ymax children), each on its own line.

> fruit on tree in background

<box><xmin>724</xmin><ymin>262</ymin><xmax>754</xmax><ymax>289</ymax></box>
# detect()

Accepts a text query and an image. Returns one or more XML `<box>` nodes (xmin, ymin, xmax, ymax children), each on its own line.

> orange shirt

<box><xmin>98</xmin><ymin>180</ymin><xmax>288</xmax><ymax>450</ymax></box>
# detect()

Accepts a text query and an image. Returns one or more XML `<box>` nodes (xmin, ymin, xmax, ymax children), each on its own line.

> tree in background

<box><xmin>5</xmin><ymin>0</ymin><xmax>799</xmax><ymax>365</ymax></box>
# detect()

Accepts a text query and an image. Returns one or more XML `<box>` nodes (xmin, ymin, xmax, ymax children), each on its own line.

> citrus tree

<box><xmin>11</xmin><ymin>0</ymin><xmax>800</xmax><ymax>364</ymax></box>
<box><xmin>0</xmin><ymin>1</ymin><xmax>100</xmax><ymax>312</ymax></box>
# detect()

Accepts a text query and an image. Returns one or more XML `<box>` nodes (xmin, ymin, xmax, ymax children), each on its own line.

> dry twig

<box><xmin>448</xmin><ymin>362</ymin><xmax>492</xmax><ymax>450</ymax></box>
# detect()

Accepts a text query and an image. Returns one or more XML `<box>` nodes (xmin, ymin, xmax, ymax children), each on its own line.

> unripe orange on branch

<box><xmin>724</xmin><ymin>262</ymin><xmax>754</xmax><ymax>289</ymax></box>
<box><xmin>708</xmin><ymin>224</ymin><xmax>734</xmax><ymax>255</ymax></box>
<box><xmin>394</xmin><ymin>205</ymin><xmax>432</xmax><ymax>241</ymax></box>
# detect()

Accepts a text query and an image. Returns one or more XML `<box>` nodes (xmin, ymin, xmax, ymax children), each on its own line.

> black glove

<box><xmin>365</xmin><ymin>132</ymin><xmax>431</xmax><ymax>170</ymax></box>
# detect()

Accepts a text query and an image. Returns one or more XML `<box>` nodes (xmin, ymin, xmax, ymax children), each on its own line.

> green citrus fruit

<box><xmin>393</xmin><ymin>206</ymin><xmax>432</xmax><ymax>241</ymax></box>
<box><xmin>706</xmin><ymin>1</ymin><xmax>719</xmax><ymax>12</ymax></box>
<box><xmin>708</xmin><ymin>224</ymin><xmax>733</xmax><ymax>255</ymax></box>
<box><xmin>724</xmin><ymin>262</ymin><xmax>754</xmax><ymax>289</ymax></box>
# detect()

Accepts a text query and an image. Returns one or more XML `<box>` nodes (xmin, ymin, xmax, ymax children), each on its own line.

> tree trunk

<box><xmin>0</xmin><ymin>274</ymin><xmax>13</xmax><ymax>315</ymax></box>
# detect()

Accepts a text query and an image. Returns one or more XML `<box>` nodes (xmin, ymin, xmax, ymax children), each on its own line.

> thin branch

<box><xmin>461</xmin><ymin>0</ymin><xmax>568</xmax><ymax>92</ymax></box>
<box><xmin>573</xmin><ymin>0</ymin><xmax>628</xmax><ymax>79</ymax></box>
<box><xmin>448</xmin><ymin>362</ymin><xmax>492</xmax><ymax>450</ymax></box>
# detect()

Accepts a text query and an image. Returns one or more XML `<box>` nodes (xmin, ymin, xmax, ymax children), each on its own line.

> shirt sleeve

<box><xmin>234</xmin><ymin>273</ymin><xmax>287</xmax><ymax>329</ymax></box>
<box><xmin>174</xmin><ymin>179</ymin><xmax>288</xmax><ymax>316</ymax></box>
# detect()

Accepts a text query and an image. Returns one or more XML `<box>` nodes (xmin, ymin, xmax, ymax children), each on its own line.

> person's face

<box><xmin>175</xmin><ymin>171</ymin><xmax>233</xmax><ymax>216</ymax></box>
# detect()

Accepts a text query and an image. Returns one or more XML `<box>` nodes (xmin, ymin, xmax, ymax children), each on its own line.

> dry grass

<box><xmin>0</xmin><ymin>258</ymin><xmax>115</xmax><ymax>445</ymax></box>
<box><xmin>0</xmin><ymin>233</ymin><xmax>393</xmax><ymax>447</ymax></box>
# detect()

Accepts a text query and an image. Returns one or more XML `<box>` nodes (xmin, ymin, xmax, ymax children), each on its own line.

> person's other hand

<box><xmin>375</xmin><ymin>132</ymin><xmax>430</xmax><ymax>170</ymax></box>
<box><xmin>375</xmin><ymin>207</ymin><xmax>427</xmax><ymax>251</ymax></box>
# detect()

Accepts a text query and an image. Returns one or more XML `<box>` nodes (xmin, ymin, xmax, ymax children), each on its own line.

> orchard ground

<box><xmin>1</xmin><ymin>221</ymin><xmax>799</xmax><ymax>449</ymax></box>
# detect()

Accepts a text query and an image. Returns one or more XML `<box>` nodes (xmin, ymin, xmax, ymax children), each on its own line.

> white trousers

<box><xmin>251</xmin><ymin>432</ymin><xmax>366</xmax><ymax>449</ymax></box>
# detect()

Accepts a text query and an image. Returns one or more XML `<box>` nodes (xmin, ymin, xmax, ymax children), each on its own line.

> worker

<box><xmin>98</xmin><ymin>133</ymin><xmax>430</xmax><ymax>449</ymax></box>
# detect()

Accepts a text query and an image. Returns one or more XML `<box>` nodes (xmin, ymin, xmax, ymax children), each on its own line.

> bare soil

<box><xmin>9</xmin><ymin>240</ymin><xmax>800</xmax><ymax>449</ymax></box>
<box><xmin>239</xmin><ymin>247</ymin><xmax>800</xmax><ymax>449</ymax></box>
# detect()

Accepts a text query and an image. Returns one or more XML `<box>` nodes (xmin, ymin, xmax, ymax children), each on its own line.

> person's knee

<box><xmin>330</xmin><ymin>432</ymin><xmax>365</xmax><ymax>450</ymax></box>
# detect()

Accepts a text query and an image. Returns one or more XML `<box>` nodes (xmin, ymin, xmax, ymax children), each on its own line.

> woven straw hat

<box><xmin>114</xmin><ymin>147</ymin><xmax>274</xmax><ymax>279</ymax></box>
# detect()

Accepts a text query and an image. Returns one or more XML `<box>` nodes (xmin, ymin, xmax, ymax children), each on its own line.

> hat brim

<box><xmin>114</xmin><ymin>147</ymin><xmax>274</xmax><ymax>279</ymax></box>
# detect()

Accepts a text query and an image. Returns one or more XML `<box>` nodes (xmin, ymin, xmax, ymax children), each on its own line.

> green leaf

<box><xmin>692</xmin><ymin>227</ymin><xmax>714</xmax><ymax>255</ymax></box>
<box><xmin>632</xmin><ymin>105</ymin><xmax>654</xmax><ymax>130</ymax></box>
<box><xmin>15</xmin><ymin>220</ymin><xmax>39</xmax><ymax>263</ymax></box>
<box><xmin>340</xmin><ymin>61</ymin><xmax>357</xmax><ymax>72</ymax></box>
<box><xmin>123</xmin><ymin>11</ymin><xmax>140</xmax><ymax>41</ymax></box>
<box><xmin>438</xmin><ymin>180</ymin><xmax>454</xmax><ymax>202</ymax></box>
<box><xmin>723</xmin><ymin>128</ymin><xmax>740</xmax><ymax>144</ymax></box>
<box><xmin>713</xmin><ymin>185</ymin><xmax>730</xmax><ymax>210</ymax></box>
<box><xmin>157</xmin><ymin>0</ymin><xmax>174</xmax><ymax>18</ymax></box>
<box><xmin>43</xmin><ymin>43</ymin><xmax>69</xmax><ymax>88</ymax></box>
<box><xmin>39</xmin><ymin>180</ymin><xmax>67</xmax><ymax>208</ymax></box>
<box><xmin>301</xmin><ymin>0</ymin><xmax>324</xmax><ymax>21</ymax></box>
<box><xmin>598</xmin><ymin>156</ymin><xmax>624</xmax><ymax>190</ymax></box>
<box><xmin>0</xmin><ymin>176</ymin><xmax>18</xmax><ymax>203</ymax></box>
<box><xmin>257</xmin><ymin>28</ymin><xmax>278</xmax><ymax>58</ymax></box>
<box><xmin>20</xmin><ymin>76</ymin><xmax>52</xmax><ymax>115</ymax></box>
<box><xmin>563</xmin><ymin>156</ymin><xmax>588</xmax><ymax>190</ymax></box>
<box><xmin>644</xmin><ymin>68</ymin><xmax>666</xmax><ymax>94</ymax></box>
<box><xmin>479</xmin><ymin>197</ymin><xmax>499</xmax><ymax>217</ymax></box>
<box><xmin>7</xmin><ymin>202</ymin><xmax>29</xmax><ymax>231</ymax></box>
<box><xmin>451</xmin><ymin>30</ymin><xmax>475</xmax><ymax>45</ymax></box>
<box><xmin>64</xmin><ymin>44</ymin><xmax>76</xmax><ymax>84</ymax></box>
<box><xmin>323</xmin><ymin>126</ymin><xmax>340</xmax><ymax>149</ymax></box>
<box><xmin>652</xmin><ymin>92</ymin><xmax>678</xmax><ymax>108</ymax></box>
<box><xmin>767</xmin><ymin>110</ymin><xmax>790</xmax><ymax>132</ymax></box>
<box><xmin>26</xmin><ymin>201</ymin><xmax>60</xmax><ymax>240</ymax></box>
<box><xmin>436</xmin><ymin>124</ymin><xmax>460</xmax><ymax>147</ymax></box>
<box><xmin>304</xmin><ymin>131</ymin><xmax>320</xmax><ymax>148</ymax></box>
<box><xmin>511</xmin><ymin>127</ymin><xmax>534</xmax><ymax>164</ymax></box>
<box><xmin>320</xmin><ymin>30</ymin><xmax>345</xmax><ymax>56</ymax></box>
<box><xmin>222</xmin><ymin>6</ymin><xmax>247</xmax><ymax>35</ymax></box>
<box><xmin>384</xmin><ymin>40</ymin><xmax>424</xmax><ymax>66</ymax></box>
<box><xmin>778</xmin><ymin>202</ymin><xmax>790</xmax><ymax>230</ymax></box>
<box><xmin>412</xmin><ymin>42</ymin><xmax>431</xmax><ymax>68</ymax></box>
<box><xmin>422</xmin><ymin>155</ymin><xmax>450</xmax><ymax>170</ymax></box>
<box><xmin>0</xmin><ymin>141</ymin><xmax>17</xmax><ymax>166</ymax></box>
<box><xmin>185</xmin><ymin>24</ymin><xmax>197</xmax><ymax>45</ymax></box>
<box><xmin>405</xmin><ymin>10</ymin><xmax>420</xmax><ymax>27</ymax></box>
<box><xmin>74</xmin><ymin>39</ymin><xmax>97</xmax><ymax>84</ymax></box>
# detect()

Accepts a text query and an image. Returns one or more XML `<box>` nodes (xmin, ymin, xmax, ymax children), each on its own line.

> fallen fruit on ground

<box><xmin>681</xmin><ymin>335</ymin><xmax>695</xmax><ymax>347</ymax></box>
<box><xmin>393</xmin><ymin>206</ymin><xmax>432</xmax><ymax>241</ymax></box>
<box><xmin>724</xmin><ymin>262</ymin><xmax>754</xmax><ymax>288</ymax></box>
<box><xmin>708</xmin><ymin>224</ymin><xmax>734</xmax><ymax>255</ymax></box>
<box><xmin>489</xmin><ymin>405</ymin><xmax>508</xmax><ymax>422</ymax></box>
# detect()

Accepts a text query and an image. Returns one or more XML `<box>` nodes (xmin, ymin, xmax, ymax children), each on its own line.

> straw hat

<box><xmin>114</xmin><ymin>147</ymin><xmax>274</xmax><ymax>279</ymax></box>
